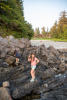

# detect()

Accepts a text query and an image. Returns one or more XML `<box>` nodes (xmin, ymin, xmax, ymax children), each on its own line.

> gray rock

<box><xmin>0</xmin><ymin>36</ymin><xmax>67</xmax><ymax>99</ymax></box>
<box><xmin>0</xmin><ymin>87</ymin><xmax>12</xmax><ymax>100</ymax></box>
<box><xmin>5</xmin><ymin>56</ymin><xmax>15</xmax><ymax>65</ymax></box>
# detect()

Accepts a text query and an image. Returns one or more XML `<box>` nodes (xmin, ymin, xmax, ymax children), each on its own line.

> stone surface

<box><xmin>0</xmin><ymin>36</ymin><xmax>67</xmax><ymax>100</ymax></box>
<box><xmin>0</xmin><ymin>87</ymin><xmax>12</xmax><ymax>100</ymax></box>
<box><xmin>5</xmin><ymin>56</ymin><xmax>15</xmax><ymax>65</ymax></box>
<box><xmin>3</xmin><ymin>81</ymin><xmax>10</xmax><ymax>88</ymax></box>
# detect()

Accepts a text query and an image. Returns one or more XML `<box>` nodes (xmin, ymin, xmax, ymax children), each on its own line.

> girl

<box><xmin>28</xmin><ymin>53</ymin><xmax>39</xmax><ymax>82</ymax></box>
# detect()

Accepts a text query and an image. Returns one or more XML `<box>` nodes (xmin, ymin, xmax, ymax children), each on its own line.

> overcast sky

<box><xmin>24</xmin><ymin>0</ymin><xmax>67</xmax><ymax>31</ymax></box>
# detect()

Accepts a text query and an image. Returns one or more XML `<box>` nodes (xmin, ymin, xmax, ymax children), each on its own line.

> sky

<box><xmin>23</xmin><ymin>0</ymin><xmax>67</xmax><ymax>31</ymax></box>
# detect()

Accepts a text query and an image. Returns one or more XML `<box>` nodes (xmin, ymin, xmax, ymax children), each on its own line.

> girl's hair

<box><xmin>31</xmin><ymin>53</ymin><xmax>35</xmax><ymax>62</ymax></box>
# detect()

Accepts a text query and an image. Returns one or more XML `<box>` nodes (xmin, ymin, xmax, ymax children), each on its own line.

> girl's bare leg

<box><xmin>31</xmin><ymin>69</ymin><xmax>35</xmax><ymax>79</ymax></box>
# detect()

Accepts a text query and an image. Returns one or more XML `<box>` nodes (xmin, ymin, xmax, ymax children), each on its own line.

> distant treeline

<box><xmin>34</xmin><ymin>11</ymin><xmax>67</xmax><ymax>39</ymax></box>
<box><xmin>0</xmin><ymin>0</ymin><xmax>34</xmax><ymax>39</ymax></box>
<box><xmin>0</xmin><ymin>1</ymin><xmax>67</xmax><ymax>39</ymax></box>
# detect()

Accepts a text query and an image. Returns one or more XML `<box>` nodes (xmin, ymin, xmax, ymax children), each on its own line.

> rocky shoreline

<box><xmin>31</xmin><ymin>40</ymin><xmax>67</xmax><ymax>49</ymax></box>
<box><xmin>0</xmin><ymin>36</ymin><xmax>67</xmax><ymax>100</ymax></box>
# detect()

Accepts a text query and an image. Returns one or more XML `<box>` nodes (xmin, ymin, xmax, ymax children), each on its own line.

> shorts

<box><xmin>31</xmin><ymin>65</ymin><xmax>36</xmax><ymax>70</ymax></box>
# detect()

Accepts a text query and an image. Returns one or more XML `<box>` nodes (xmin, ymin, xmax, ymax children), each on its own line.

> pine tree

<box><xmin>41</xmin><ymin>27</ymin><xmax>46</xmax><ymax>35</ymax></box>
<box><xmin>50</xmin><ymin>21</ymin><xmax>58</xmax><ymax>38</ymax></box>
<box><xmin>0</xmin><ymin>0</ymin><xmax>34</xmax><ymax>39</ymax></box>
<box><xmin>34</xmin><ymin>27</ymin><xmax>40</xmax><ymax>35</ymax></box>
<box><xmin>57</xmin><ymin>10</ymin><xmax>67</xmax><ymax>38</ymax></box>
<box><xmin>50</xmin><ymin>11</ymin><xmax>67</xmax><ymax>39</ymax></box>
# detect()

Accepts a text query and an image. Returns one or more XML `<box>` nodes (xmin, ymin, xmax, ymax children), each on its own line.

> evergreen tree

<box><xmin>50</xmin><ymin>21</ymin><xmax>58</xmax><ymax>38</ymax></box>
<box><xmin>50</xmin><ymin>11</ymin><xmax>67</xmax><ymax>39</ymax></box>
<box><xmin>57</xmin><ymin>10</ymin><xmax>67</xmax><ymax>38</ymax></box>
<box><xmin>34</xmin><ymin>27</ymin><xmax>40</xmax><ymax>35</ymax></box>
<box><xmin>41</xmin><ymin>27</ymin><xmax>46</xmax><ymax>35</ymax></box>
<box><xmin>0</xmin><ymin>0</ymin><xmax>34</xmax><ymax>39</ymax></box>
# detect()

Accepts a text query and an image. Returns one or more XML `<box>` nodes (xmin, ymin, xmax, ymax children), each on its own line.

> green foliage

<box><xmin>0</xmin><ymin>0</ymin><xmax>34</xmax><ymax>39</ymax></box>
<box><xmin>63</xmin><ymin>25</ymin><xmax>67</xmax><ymax>39</ymax></box>
<box><xmin>34</xmin><ymin>27</ymin><xmax>40</xmax><ymax>35</ymax></box>
<box><xmin>32</xmin><ymin>37</ymin><xmax>67</xmax><ymax>42</ymax></box>
<box><xmin>41</xmin><ymin>27</ymin><xmax>46</xmax><ymax>35</ymax></box>
<box><xmin>50</xmin><ymin>21</ymin><xmax>59</xmax><ymax>38</ymax></box>
<box><xmin>50</xmin><ymin>11</ymin><xmax>67</xmax><ymax>39</ymax></box>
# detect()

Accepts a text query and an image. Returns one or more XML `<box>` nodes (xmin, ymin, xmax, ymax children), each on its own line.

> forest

<box><xmin>0</xmin><ymin>0</ymin><xmax>34</xmax><ymax>39</ymax></box>
<box><xmin>0</xmin><ymin>0</ymin><xmax>67</xmax><ymax>40</ymax></box>
<box><xmin>34</xmin><ymin>11</ymin><xmax>67</xmax><ymax>40</ymax></box>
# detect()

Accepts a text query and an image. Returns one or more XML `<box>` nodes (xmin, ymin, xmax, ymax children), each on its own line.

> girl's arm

<box><xmin>36</xmin><ymin>58</ymin><xmax>39</xmax><ymax>64</ymax></box>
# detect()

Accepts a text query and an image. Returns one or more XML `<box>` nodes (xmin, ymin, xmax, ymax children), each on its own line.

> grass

<box><xmin>31</xmin><ymin>37</ymin><xmax>67</xmax><ymax>42</ymax></box>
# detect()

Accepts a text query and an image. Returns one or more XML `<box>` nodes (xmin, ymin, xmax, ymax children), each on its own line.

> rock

<box><xmin>21</xmin><ymin>38</ymin><xmax>31</xmax><ymax>47</ymax></box>
<box><xmin>47</xmin><ymin>46</ymin><xmax>59</xmax><ymax>56</ymax></box>
<box><xmin>12</xmin><ymin>80</ymin><xmax>40</xmax><ymax>99</ymax></box>
<box><xmin>53</xmin><ymin>67</ymin><xmax>57</xmax><ymax>72</ymax></box>
<box><xmin>3</xmin><ymin>81</ymin><xmax>10</xmax><ymax>88</ymax></box>
<box><xmin>43</xmin><ymin>83</ymin><xmax>48</xmax><ymax>88</ymax></box>
<box><xmin>59</xmin><ymin>63</ymin><xmax>66</xmax><ymax>72</ymax></box>
<box><xmin>36</xmin><ymin>68</ymin><xmax>56</xmax><ymax>80</ymax></box>
<box><xmin>0</xmin><ymin>87</ymin><xmax>12</xmax><ymax>100</ymax></box>
<box><xmin>40</xmin><ymin>76</ymin><xmax>67</xmax><ymax>100</ymax></box>
<box><xmin>0</xmin><ymin>36</ymin><xmax>67</xmax><ymax>99</ymax></box>
<box><xmin>5</xmin><ymin>56</ymin><xmax>15</xmax><ymax>65</ymax></box>
<box><xmin>6</xmin><ymin>35</ymin><xmax>14</xmax><ymax>41</ymax></box>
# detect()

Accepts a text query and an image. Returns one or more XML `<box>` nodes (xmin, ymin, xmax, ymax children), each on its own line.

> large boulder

<box><xmin>5</xmin><ymin>56</ymin><xmax>15</xmax><ymax>65</ymax></box>
<box><xmin>12</xmin><ymin>80</ymin><xmax>40</xmax><ymax>99</ymax></box>
<box><xmin>0</xmin><ymin>87</ymin><xmax>12</xmax><ymax>100</ymax></box>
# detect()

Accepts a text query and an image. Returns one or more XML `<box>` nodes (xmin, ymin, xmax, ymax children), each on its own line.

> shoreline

<box><xmin>31</xmin><ymin>40</ymin><xmax>67</xmax><ymax>49</ymax></box>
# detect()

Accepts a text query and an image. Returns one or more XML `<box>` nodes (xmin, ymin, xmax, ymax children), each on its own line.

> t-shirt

<box><xmin>31</xmin><ymin>57</ymin><xmax>37</xmax><ymax>66</ymax></box>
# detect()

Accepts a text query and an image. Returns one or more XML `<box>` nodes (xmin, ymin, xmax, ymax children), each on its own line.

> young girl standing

<box><xmin>28</xmin><ymin>53</ymin><xmax>39</xmax><ymax>82</ymax></box>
